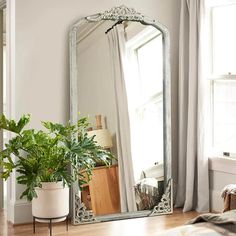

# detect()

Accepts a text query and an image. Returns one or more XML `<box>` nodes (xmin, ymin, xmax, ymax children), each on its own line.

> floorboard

<box><xmin>0</xmin><ymin>208</ymin><xmax>199</xmax><ymax>236</ymax></box>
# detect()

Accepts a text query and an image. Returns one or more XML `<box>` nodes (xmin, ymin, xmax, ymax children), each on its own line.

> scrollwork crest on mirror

<box><xmin>87</xmin><ymin>5</ymin><xmax>146</xmax><ymax>22</ymax></box>
<box><xmin>70</xmin><ymin>5</ymin><xmax>172</xmax><ymax>225</ymax></box>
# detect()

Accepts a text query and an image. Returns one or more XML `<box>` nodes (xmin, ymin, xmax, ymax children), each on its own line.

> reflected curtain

<box><xmin>175</xmin><ymin>0</ymin><xmax>210</xmax><ymax>212</ymax></box>
<box><xmin>107</xmin><ymin>25</ymin><xmax>137</xmax><ymax>212</ymax></box>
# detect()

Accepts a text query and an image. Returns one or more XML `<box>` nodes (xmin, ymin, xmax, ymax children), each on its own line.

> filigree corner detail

<box><xmin>150</xmin><ymin>179</ymin><xmax>172</xmax><ymax>215</ymax></box>
<box><xmin>74</xmin><ymin>194</ymin><xmax>97</xmax><ymax>224</ymax></box>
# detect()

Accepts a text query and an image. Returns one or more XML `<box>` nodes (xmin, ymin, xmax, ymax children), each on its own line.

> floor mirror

<box><xmin>69</xmin><ymin>5</ymin><xmax>172</xmax><ymax>225</ymax></box>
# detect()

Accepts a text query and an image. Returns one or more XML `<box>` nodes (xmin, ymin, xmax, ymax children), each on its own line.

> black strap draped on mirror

<box><xmin>105</xmin><ymin>20</ymin><xmax>124</xmax><ymax>34</ymax></box>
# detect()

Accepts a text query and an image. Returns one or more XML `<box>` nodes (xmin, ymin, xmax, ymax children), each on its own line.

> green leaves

<box><xmin>42</xmin><ymin>121</ymin><xmax>76</xmax><ymax>137</ymax></box>
<box><xmin>17</xmin><ymin>114</ymin><xmax>31</xmax><ymax>133</ymax></box>
<box><xmin>0</xmin><ymin>114</ymin><xmax>116</xmax><ymax>201</ymax></box>
<box><xmin>77</xmin><ymin>116</ymin><xmax>90</xmax><ymax>130</ymax></box>
<box><xmin>0</xmin><ymin>114</ymin><xmax>30</xmax><ymax>134</ymax></box>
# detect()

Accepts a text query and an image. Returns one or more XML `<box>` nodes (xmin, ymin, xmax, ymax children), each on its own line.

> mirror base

<box><xmin>73</xmin><ymin>179</ymin><xmax>173</xmax><ymax>225</ymax></box>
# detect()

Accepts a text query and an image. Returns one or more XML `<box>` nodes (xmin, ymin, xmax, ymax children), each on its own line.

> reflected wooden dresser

<box><xmin>81</xmin><ymin>164</ymin><xmax>121</xmax><ymax>216</ymax></box>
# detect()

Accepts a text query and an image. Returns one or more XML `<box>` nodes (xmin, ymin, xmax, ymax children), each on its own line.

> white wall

<box><xmin>77</xmin><ymin>21</ymin><xmax>116</xmax><ymax>129</ymax></box>
<box><xmin>9</xmin><ymin>0</ymin><xmax>180</xmax><ymax>224</ymax></box>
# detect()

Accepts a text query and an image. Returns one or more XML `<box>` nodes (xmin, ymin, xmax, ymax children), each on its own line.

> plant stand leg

<box><xmin>49</xmin><ymin>219</ymin><xmax>52</xmax><ymax>236</ymax></box>
<box><xmin>66</xmin><ymin>215</ymin><xmax>69</xmax><ymax>231</ymax></box>
<box><xmin>33</xmin><ymin>217</ymin><xmax>36</xmax><ymax>233</ymax></box>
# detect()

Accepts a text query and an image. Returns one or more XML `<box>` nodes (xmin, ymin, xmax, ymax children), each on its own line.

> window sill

<box><xmin>209</xmin><ymin>157</ymin><xmax>236</xmax><ymax>174</ymax></box>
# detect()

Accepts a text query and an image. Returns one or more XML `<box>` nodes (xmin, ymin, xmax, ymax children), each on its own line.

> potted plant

<box><xmin>0</xmin><ymin>114</ymin><xmax>114</xmax><ymax>222</ymax></box>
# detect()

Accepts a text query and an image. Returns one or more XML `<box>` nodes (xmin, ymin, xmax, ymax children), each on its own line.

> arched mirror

<box><xmin>69</xmin><ymin>6</ymin><xmax>172</xmax><ymax>225</ymax></box>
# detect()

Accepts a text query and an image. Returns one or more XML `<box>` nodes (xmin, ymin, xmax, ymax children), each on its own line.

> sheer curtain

<box><xmin>107</xmin><ymin>24</ymin><xmax>137</xmax><ymax>212</ymax></box>
<box><xmin>175</xmin><ymin>0</ymin><xmax>210</xmax><ymax>212</ymax></box>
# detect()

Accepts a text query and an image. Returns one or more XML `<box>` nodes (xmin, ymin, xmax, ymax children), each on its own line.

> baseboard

<box><xmin>9</xmin><ymin>199</ymin><xmax>32</xmax><ymax>224</ymax></box>
<box><xmin>7</xmin><ymin>199</ymin><xmax>14</xmax><ymax>223</ymax></box>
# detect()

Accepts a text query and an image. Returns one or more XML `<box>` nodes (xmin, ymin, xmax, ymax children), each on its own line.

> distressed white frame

<box><xmin>69</xmin><ymin>5</ymin><xmax>172</xmax><ymax>225</ymax></box>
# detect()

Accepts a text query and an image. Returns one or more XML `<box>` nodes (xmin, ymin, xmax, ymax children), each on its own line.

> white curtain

<box><xmin>175</xmin><ymin>0</ymin><xmax>210</xmax><ymax>212</ymax></box>
<box><xmin>107</xmin><ymin>25</ymin><xmax>137</xmax><ymax>212</ymax></box>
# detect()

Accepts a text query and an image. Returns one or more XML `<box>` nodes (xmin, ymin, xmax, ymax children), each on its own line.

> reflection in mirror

<box><xmin>76</xmin><ymin>20</ymin><xmax>164</xmax><ymax>216</ymax></box>
<box><xmin>70</xmin><ymin>6</ymin><xmax>172</xmax><ymax>224</ymax></box>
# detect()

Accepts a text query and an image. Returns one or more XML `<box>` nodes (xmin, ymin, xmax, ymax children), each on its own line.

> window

<box><xmin>209</xmin><ymin>3</ymin><xmax>236</xmax><ymax>156</ymax></box>
<box><xmin>212</xmin><ymin>5</ymin><xmax>236</xmax><ymax>75</ymax></box>
<box><xmin>136</xmin><ymin>36</ymin><xmax>163</xmax><ymax>100</ymax></box>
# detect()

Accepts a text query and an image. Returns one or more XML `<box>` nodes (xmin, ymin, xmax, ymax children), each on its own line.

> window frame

<box><xmin>207</xmin><ymin>1</ymin><xmax>236</xmax><ymax>157</ymax></box>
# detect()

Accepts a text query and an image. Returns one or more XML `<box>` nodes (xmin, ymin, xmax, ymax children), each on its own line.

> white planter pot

<box><xmin>32</xmin><ymin>182</ymin><xmax>69</xmax><ymax>223</ymax></box>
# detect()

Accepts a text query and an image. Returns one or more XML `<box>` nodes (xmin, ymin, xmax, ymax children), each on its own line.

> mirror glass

<box><xmin>70</xmin><ymin>6</ymin><xmax>172</xmax><ymax>224</ymax></box>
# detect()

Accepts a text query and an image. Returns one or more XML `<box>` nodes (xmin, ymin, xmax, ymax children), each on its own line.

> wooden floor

<box><xmin>0</xmin><ymin>209</ymin><xmax>199</xmax><ymax>236</ymax></box>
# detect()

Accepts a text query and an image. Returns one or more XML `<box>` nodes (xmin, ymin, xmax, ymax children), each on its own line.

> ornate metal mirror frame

<box><xmin>69</xmin><ymin>5</ymin><xmax>172</xmax><ymax>225</ymax></box>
